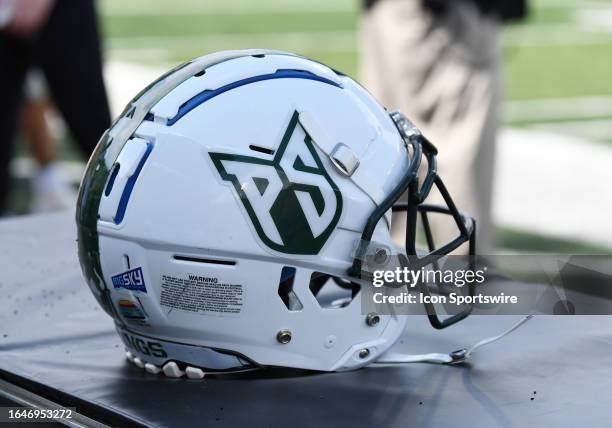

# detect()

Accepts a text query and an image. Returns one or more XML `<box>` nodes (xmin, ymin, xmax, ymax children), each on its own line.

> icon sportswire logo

<box><xmin>209</xmin><ymin>111</ymin><xmax>343</xmax><ymax>255</ymax></box>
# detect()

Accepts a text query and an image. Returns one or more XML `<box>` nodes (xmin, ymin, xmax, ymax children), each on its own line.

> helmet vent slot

<box><xmin>277</xmin><ymin>267</ymin><xmax>303</xmax><ymax>311</ymax></box>
<box><xmin>309</xmin><ymin>272</ymin><xmax>360</xmax><ymax>309</ymax></box>
<box><xmin>173</xmin><ymin>255</ymin><xmax>236</xmax><ymax>266</ymax></box>
<box><xmin>249</xmin><ymin>145</ymin><xmax>275</xmax><ymax>155</ymax></box>
<box><xmin>104</xmin><ymin>163</ymin><xmax>121</xmax><ymax>197</ymax></box>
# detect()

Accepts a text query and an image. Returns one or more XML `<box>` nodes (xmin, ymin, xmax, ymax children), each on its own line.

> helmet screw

<box><xmin>366</xmin><ymin>313</ymin><xmax>380</xmax><ymax>327</ymax></box>
<box><xmin>374</xmin><ymin>248</ymin><xmax>388</xmax><ymax>265</ymax></box>
<box><xmin>359</xmin><ymin>349</ymin><xmax>370</xmax><ymax>359</ymax></box>
<box><xmin>276</xmin><ymin>330</ymin><xmax>292</xmax><ymax>344</ymax></box>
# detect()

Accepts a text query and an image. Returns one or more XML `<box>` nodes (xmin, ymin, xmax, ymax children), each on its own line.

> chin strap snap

<box><xmin>375</xmin><ymin>315</ymin><xmax>534</xmax><ymax>365</ymax></box>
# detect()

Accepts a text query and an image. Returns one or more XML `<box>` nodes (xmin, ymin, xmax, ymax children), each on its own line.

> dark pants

<box><xmin>0</xmin><ymin>0</ymin><xmax>111</xmax><ymax>213</ymax></box>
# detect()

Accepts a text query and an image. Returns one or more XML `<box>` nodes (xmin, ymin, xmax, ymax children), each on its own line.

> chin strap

<box><xmin>375</xmin><ymin>315</ymin><xmax>534</xmax><ymax>365</ymax></box>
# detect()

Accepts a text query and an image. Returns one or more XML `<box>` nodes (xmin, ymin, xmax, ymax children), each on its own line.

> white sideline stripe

<box><xmin>529</xmin><ymin>119</ymin><xmax>612</xmax><ymax>141</ymax></box>
<box><xmin>575</xmin><ymin>8</ymin><xmax>612</xmax><ymax>31</ymax></box>
<box><xmin>107</xmin><ymin>32</ymin><xmax>355</xmax><ymax>46</ymax></box>
<box><xmin>105</xmin><ymin>62</ymin><xmax>167</xmax><ymax>117</ymax></box>
<box><xmin>503</xmin><ymin>33</ymin><xmax>612</xmax><ymax>47</ymax></box>
<box><xmin>10</xmin><ymin>158</ymin><xmax>85</xmax><ymax>183</ymax></box>
<box><xmin>497</xmin><ymin>22</ymin><xmax>612</xmax><ymax>44</ymax></box>
<box><xmin>102</xmin><ymin>5</ymin><xmax>355</xmax><ymax>15</ymax></box>
<box><xmin>106</xmin><ymin>25</ymin><xmax>612</xmax><ymax>58</ymax></box>
<box><xmin>107</xmin><ymin>31</ymin><xmax>357</xmax><ymax>56</ymax></box>
<box><xmin>107</xmin><ymin>49</ymin><xmax>175</xmax><ymax>68</ymax></box>
<box><xmin>494</xmin><ymin>128</ymin><xmax>612</xmax><ymax>249</ymax></box>
<box><xmin>505</xmin><ymin>96</ymin><xmax>612</xmax><ymax>122</ymax></box>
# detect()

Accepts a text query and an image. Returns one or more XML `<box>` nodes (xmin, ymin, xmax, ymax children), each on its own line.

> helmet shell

<box><xmin>76</xmin><ymin>50</ymin><xmax>409</xmax><ymax>372</ymax></box>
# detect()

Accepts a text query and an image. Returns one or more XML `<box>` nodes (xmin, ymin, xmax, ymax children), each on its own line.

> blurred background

<box><xmin>3</xmin><ymin>0</ymin><xmax>612</xmax><ymax>254</ymax></box>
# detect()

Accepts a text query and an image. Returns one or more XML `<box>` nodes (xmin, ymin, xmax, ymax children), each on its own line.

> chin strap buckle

<box><xmin>449</xmin><ymin>349</ymin><xmax>468</xmax><ymax>364</ymax></box>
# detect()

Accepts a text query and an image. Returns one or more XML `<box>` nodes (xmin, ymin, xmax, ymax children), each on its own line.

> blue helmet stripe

<box><xmin>166</xmin><ymin>69</ymin><xmax>343</xmax><ymax>126</ymax></box>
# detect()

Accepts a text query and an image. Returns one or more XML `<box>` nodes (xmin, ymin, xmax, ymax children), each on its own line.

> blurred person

<box><xmin>0</xmin><ymin>0</ymin><xmax>111</xmax><ymax>214</ymax></box>
<box><xmin>361</xmin><ymin>0</ymin><xmax>527</xmax><ymax>253</ymax></box>
<box><xmin>21</xmin><ymin>70</ymin><xmax>76</xmax><ymax>212</ymax></box>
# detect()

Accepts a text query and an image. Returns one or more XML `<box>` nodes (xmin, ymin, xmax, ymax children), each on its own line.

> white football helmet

<box><xmin>76</xmin><ymin>50</ymin><xmax>478</xmax><ymax>377</ymax></box>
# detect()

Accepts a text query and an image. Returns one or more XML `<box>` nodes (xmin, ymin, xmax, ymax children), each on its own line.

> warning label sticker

<box><xmin>160</xmin><ymin>274</ymin><xmax>243</xmax><ymax>315</ymax></box>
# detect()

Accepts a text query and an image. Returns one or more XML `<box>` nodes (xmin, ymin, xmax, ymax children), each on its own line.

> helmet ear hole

<box><xmin>309</xmin><ymin>272</ymin><xmax>359</xmax><ymax>309</ymax></box>
<box><xmin>277</xmin><ymin>267</ymin><xmax>303</xmax><ymax>311</ymax></box>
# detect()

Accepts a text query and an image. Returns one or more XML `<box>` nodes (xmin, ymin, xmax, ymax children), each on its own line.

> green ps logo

<box><xmin>209</xmin><ymin>111</ymin><xmax>343</xmax><ymax>255</ymax></box>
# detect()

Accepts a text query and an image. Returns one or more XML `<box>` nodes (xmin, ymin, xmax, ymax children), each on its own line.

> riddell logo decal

<box><xmin>112</xmin><ymin>267</ymin><xmax>147</xmax><ymax>293</ymax></box>
<box><xmin>209</xmin><ymin>111</ymin><xmax>343</xmax><ymax>255</ymax></box>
